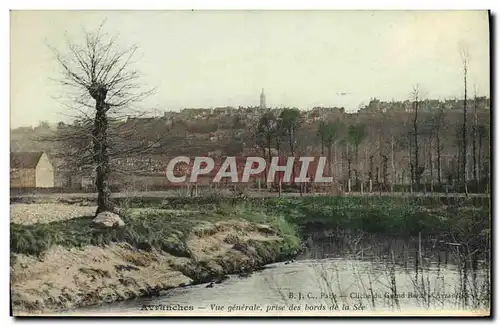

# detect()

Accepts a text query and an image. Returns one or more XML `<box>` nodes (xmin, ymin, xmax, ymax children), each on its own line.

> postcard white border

<box><xmin>3</xmin><ymin>1</ymin><xmax>498</xmax><ymax>325</ymax></box>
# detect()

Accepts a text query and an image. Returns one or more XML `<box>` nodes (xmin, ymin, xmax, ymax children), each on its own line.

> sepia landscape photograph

<box><xmin>9</xmin><ymin>10</ymin><xmax>491</xmax><ymax>317</ymax></box>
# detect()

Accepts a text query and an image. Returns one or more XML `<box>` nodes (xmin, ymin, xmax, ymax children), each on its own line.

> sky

<box><xmin>10</xmin><ymin>10</ymin><xmax>490</xmax><ymax>128</ymax></box>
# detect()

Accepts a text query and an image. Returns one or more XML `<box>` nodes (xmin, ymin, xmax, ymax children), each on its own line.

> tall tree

<box><xmin>280</xmin><ymin>108</ymin><xmax>302</xmax><ymax>157</ymax></box>
<box><xmin>374</xmin><ymin>109</ymin><xmax>391</xmax><ymax>192</ymax></box>
<box><xmin>46</xmin><ymin>22</ymin><xmax>155</xmax><ymax>215</ymax></box>
<box><xmin>431</xmin><ymin>102</ymin><xmax>445</xmax><ymax>185</ymax></box>
<box><xmin>472</xmin><ymin>85</ymin><xmax>479</xmax><ymax>190</ymax></box>
<box><xmin>317</xmin><ymin>121</ymin><xmax>327</xmax><ymax>156</ymax></box>
<box><xmin>324</xmin><ymin>120</ymin><xmax>342</xmax><ymax>180</ymax></box>
<box><xmin>420</xmin><ymin>118</ymin><xmax>434</xmax><ymax>192</ymax></box>
<box><xmin>477</xmin><ymin>124</ymin><xmax>488</xmax><ymax>184</ymax></box>
<box><xmin>273</xmin><ymin>116</ymin><xmax>284</xmax><ymax>158</ymax></box>
<box><xmin>256</xmin><ymin>112</ymin><xmax>276</xmax><ymax>159</ymax></box>
<box><xmin>280</xmin><ymin>108</ymin><xmax>302</xmax><ymax>182</ymax></box>
<box><xmin>347</xmin><ymin>123</ymin><xmax>366</xmax><ymax>189</ymax></box>
<box><xmin>410</xmin><ymin>84</ymin><xmax>424</xmax><ymax>191</ymax></box>
<box><xmin>256</xmin><ymin>111</ymin><xmax>279</xmax><ymax>183</ymax></box>
<box><xmin>460</xmin><ymin>45</ymin><xmax>470</xmax><ymax>193</ymax></box>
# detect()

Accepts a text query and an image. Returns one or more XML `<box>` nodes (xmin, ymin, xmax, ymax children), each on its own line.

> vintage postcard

<box><xmin>9</xmin><ymin>10</ymin><xmax>491</xmax><ymax>317</ymax></box>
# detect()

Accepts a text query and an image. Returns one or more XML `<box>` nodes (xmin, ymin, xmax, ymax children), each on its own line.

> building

<box><xmin>260</xmin><ymin>88</ymin><xmax>266</xmax><ymax>110</ymax></box>
<box><xmin>10</xmin><ymin>151</ymin><xmax>54</xmax><ymax>188</ymax></box>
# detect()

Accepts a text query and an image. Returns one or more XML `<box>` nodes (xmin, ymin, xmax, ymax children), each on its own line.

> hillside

<box><xmin>10</xmin><ymin>99</ymin><xmax>491</xmax><ymax>190</ymax></box>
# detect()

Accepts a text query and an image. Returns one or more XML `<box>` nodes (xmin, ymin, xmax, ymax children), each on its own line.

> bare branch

<box><xmin>40</xmin><ymin>21</ymin><xmax>164</xmax><ymax>211</ymax></box>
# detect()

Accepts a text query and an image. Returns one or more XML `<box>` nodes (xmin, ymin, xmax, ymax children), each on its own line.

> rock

<box><xmin>92</xmin><ymin>211</ymin><xmax>125</xmax><ymax>228</ymax></box>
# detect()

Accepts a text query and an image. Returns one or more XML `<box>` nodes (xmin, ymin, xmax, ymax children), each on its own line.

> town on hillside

<box><xmin>10</xmin><ymin>89</ymin><xmax>491</xmax><ymax>195</ymax></box>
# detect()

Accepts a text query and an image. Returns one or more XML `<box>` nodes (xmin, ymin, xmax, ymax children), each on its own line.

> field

<box><xmin>10</xmin><ymin>189</ymin><xmax>490</xmax><ymax>200</ymax></box>
<box><xmin>10</xmin><ymin>192</ymin><xmax>491</xmax><ymax>247</ymax></box>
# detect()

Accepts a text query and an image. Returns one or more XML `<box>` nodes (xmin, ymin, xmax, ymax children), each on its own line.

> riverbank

<box><xmin>10</xmin><ymin>195</ymin><xmax>491</xmax><ymax>316</ymax></box>
<box><xmin>10</xmin><ymin>205</ymin><xmax>301</xmax><ymax>315</ymax></box>
<box><xmin>261</xmin><ymin>196</ymin><xmax>491</xmax><ymax>239</ymax></box>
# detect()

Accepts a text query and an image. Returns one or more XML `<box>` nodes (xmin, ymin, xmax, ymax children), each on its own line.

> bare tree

<box><xmin>477</xmin><ymin>124</ymin><xmax>489</xmax><ymax>187</ymax></box>
<box><xmin>460</xmin><ymin>44</ymin><xmax>470</xmax><ymax>194</ymax></box>
<box><xmin>410</xmin><ymin>84</ymin><xmax>424</xmax><ymax>192</ymax></box>
<box><xmin>280</xmin><ymin>108</ymin><xmax>302</xmax><ymax>158</ymax></box>
<box><xmin>375</xmin><ymin>109</ymin><xmax>392</xmax><ymax>192</ymax></box>
<box><xmin>323</xmin><ymin>120</ymin><xmax>343</xmax><ymax>192</ymax></box>
<box><xmin>317</xmin><ymin>121</ymin><xmax>327</xmax><ymax>157</ymax></box>
<box><xmin>431</xmin><ymin>103</ymin><xmax>445</xmax><ymax>185</ymax></box>
<box><xmin>280</xmin><ymin>108</ymin><xmax>302</xmax><ymax>187</ymax></box>
<box><xmin>45</xmin><ymin>22</ymin><xmax>156</xmax><ymax>215</ymax></box>
<box><xmin>390</xmin><ymin>133</ymin><xmax>396</xmax><ymax>192</ymax></box>
<box><xmin>419</xmin><ymin>116</ymin><xmax>434</xmax><ymax>193</ymax></box>
<box><xmin>256</xmin><ymin>111</ymin><xmax>280</xmax><ymax>189</ymax></box>
<box><xmin>472</xmin><ymin>85</ymin><xmax>479</xmax><ymax>190</ymax></box>
<box><xmin>347</xmin><ymin>123</ymin><xmax>366</xmax><ymax>190</ymax></box>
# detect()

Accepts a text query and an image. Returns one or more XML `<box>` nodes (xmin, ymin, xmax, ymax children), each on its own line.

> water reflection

<box><xmin>72</xmin><ymin>240</ymin><xmax>490</xmax><ymax>316</ymax></box>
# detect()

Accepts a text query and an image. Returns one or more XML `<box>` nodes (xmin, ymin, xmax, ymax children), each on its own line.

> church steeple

<box><xmin>260</xmin><ymin>88</ymin><xmax>266</xmax><ymax>109</ymax></box>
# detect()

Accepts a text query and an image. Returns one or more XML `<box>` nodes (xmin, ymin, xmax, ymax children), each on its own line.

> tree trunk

<box><xmin>364</xmin><ymin>147</ymin><xmax>368</xmax><ymax>192</ymax></box>
<box><xmin>436</xmin><ymin>134</ymin><xmax>442</xmax><ymax>185</ymax></box>
<box><xmin>262</xmin><ymin>147</ymin><xmax>267</xmax><ymax>188</ymax></box>
<box><xmin>408</xmin><ymin>138</ymin><xmax>414</xmax><ymax>193</ymax></box>
<box><xmin>93</xmin><ymin>100</ymin><xmax>113</xmax><ymax>215</ymax></box>
<box><xmin>472</xmin><ymin>97</ymin><xmax>478</xmax><ymax>190</ymax></box>
<box><xmin>382</xmin><ymin>155</ymin><xmax>388</xmax><ymax>191</ymax></box>
<box><xmin>289</xmin><ymin>130</ymin><xmax>294</xmax><ymax>157</ymax></box>
<box><xmin>327</xmin><ymin>143</ymin><xmax>332</xmax><ymax>179</ymax></box>
<box><xmin>391</xmin><ymin>135</ymin><xmax>395</xmax><ymax>193</ymax></box>
<box><xmin>429</xmin><ymin>138</ymin><xmax>434</xmax><ymax>193</ymax></box>
<box><xmin>346</xmin><ymin>143</ymin><xmax>351</xmax><ymax>191</ymax></box>
<box><xmin>339</xmin><ymin>143</ymin><xmax>343</xmax><ymax>183</ymax></box>
<box><xmin>478</xmin><ymin>133</ymin><xmax>483</xmax><ymax>181</ymax></box>
<box><xmin>347</xmin><ymin>151</ymin><xmax>352</xmax><ymax>194</ymax></box>
<box><xmin>289</xmin><ymin>132</ymin><xmax>297</xmax><ymax>187</ymax></box>
<box><xmin>276</xmin><ymin>137</ymin><xmax>281</xmax><ymax>189</ymax></box>
<box><xmin>320</xmin><ymin>135</ymin><xmax>325</xmax><ymax>157</ymax></box>
<box><xmin>267</xmin><ymin>137</ymin><xmax>272</xmax><ymax>187</ymax></box>
<box><xmin>369</xmin><ymin>155</ymin><xmax>374</xmax><ymax>193</ymax></box>
<box><xmin>377</xmin><ymin>130</ymin><xmax>382</xmax><ymax>192</ymax></box>
<box><xmin>462</xmin><ymin>68</ymin><xmax>468</xmax><ymax>194</ymax></box>
<box><xmin>67</xmin><ymin>173</ymin><xmax>73</xmax><ymax>189</ymax></box>
<box><xmin>413</xmin><ymin>99</ymin><xmax>420</xmax><ymax>191</ymax></box>
<box><xmin>355</xmin><ymin>144</ymin><xmax>359</xmax><ymax>189</ymax></box>
<box><xmin>328</xmin><ymin>143</ymin><xmax>335</xmax><ymax>194</ymax></box>
<box><xmin>333</xmin><ymin>142</ymin><xmax>337</xmax><ymax>183</ymax></box>
<box><xmin>487</xmin><ymin>156</ymin><xmax>490</xmax><ymax>195</ymax></box>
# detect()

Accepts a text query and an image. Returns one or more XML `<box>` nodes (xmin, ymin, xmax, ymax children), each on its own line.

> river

<box><xmin>66</xmin><ymin>250</ymin><xmax>490</xmax><ymax>316</ymax></box>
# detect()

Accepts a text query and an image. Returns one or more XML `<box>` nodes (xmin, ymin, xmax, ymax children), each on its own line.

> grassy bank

<box><xmin>11</xmin><ymin>205</ymin><xmax>299</xmax><ymax>258</ymax></box>
<box><xmin>102</xmin><ymin>195</ymin><xmax>490</xmax><ymax>243</ymax></box>
<box><xmin>12</xmin><ymin>195</ymin><xmax>489</xmax><ymax>256</ymax></box>
<box><xmin>10</xmin><ymin>204</ymin><xmax>301</xmax><ymax>314</ymax></box>
<box><xmin>261</xmin><ymin>196</ymin><xmax>490</xmax><ymax>238</ymax></box>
